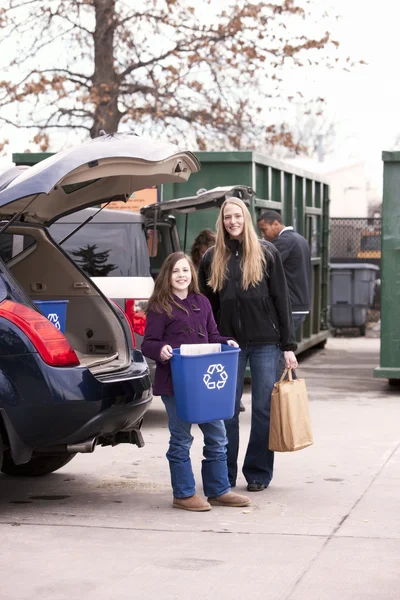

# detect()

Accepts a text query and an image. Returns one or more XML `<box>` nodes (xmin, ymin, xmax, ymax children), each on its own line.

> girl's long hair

<box><xmin>209</xmin><ymin>197</ymin><xmax>267</xmax><ymax>292</ymax></box>
<box><xmin>146</xmin><ymin>252</ymin><xmax>200</xmax><ymax>317</ymax></box>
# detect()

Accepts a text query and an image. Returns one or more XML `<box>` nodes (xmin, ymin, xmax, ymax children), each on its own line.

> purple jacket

<box><xmin>141</xmin><ymin>292</ymin><xmax>231</xmax><ymax>396</ymax></box>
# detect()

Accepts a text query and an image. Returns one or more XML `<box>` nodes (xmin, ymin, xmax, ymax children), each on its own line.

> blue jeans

<box><xmin>161</xmin><ymin>395</ymin><xmax>231</xmax><ymax>499</ymax></box>
<box><xmin>276</xmin><ymin>313</ymin><xmax>307</xmax><ymax>381</ymax></box>
<box><xmin>225</xmin><ymin>344</ymin><xmax>280</xmax><ymax>487</ymax></box>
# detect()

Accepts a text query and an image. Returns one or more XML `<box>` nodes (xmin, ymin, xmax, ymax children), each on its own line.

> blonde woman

<box><xmin>198</xmin><ymin>198</ymin><xmax>298</xmax><ymax>492</ymax></box>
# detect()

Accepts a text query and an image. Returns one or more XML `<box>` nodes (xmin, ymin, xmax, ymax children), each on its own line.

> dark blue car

<box><xmin>0</xmin><ymin>133</ymin><xmax>200</xmax><ymax>476</ymax></box>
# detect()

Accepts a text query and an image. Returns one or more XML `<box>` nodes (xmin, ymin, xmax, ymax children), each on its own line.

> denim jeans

<box><xmin>161</xmin><ymin>395</ymin><xmax>231</xmax><ymax>499</ymax></box>
<box><xmin>276</xmin><ymin>313</ymin><xmax>307</xmax><ymax>382</ymax></box>
<box><xmin>224</xmin><ymin>343</ymin><xmax>280</xmax><ymax>487</ymax></box>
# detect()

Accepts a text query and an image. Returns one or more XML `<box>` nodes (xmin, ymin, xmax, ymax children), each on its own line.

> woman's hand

<box><xmin>284</xmin><ymin>350</ymin><xmax>298</xmax><ymax>369</ymax></box>
<box><xmin>227</xmin><ymin>339</ymin><xmax>239</xmax><ymax>348</ymax></box>
<box><xmin>160</xmin><ymin>345</ymin><xmax>173</xmax><ymax>362</ymax></box>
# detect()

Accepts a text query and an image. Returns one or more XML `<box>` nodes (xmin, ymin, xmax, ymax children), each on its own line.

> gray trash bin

<box><xmin>329</xmin><ymin>263</ymin><xmax>379</xmax><ymax>336</ymax></box>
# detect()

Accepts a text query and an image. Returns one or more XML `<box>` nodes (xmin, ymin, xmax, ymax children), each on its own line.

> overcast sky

<box><xmin>309</xmin><ymin>0</ymin><xmax>400</xmax><ymax>191</ymax></box>
<box><xmin>0</xmin><ymin>0</ymin><xmax>397</xmax><ymax>194</ymax></box>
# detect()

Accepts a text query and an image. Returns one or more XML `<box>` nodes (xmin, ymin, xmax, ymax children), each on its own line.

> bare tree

<box><xmin>260</xmin><ymin>99</ymin><xmax>338</xmax><ymax>159</ymax></box>
<box><xmin>0</xmin><ymin>0</ymin><xmax>352</xmax><ymax>152</ymax></box>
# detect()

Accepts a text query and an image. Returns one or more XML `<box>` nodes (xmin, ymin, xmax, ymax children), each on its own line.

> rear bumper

<box><xmin>0</xmin><ymin>352</ymin><xmax>153</xmax><ymax>460</ymax></box>
<box><xmin>55</xmin><ymin>387</ymin><xmax>152</xmax><ymax>444</ymax></box>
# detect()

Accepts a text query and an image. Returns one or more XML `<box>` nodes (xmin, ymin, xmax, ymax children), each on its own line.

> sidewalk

<box><xmin>0</xmin><ymin>337</ymin><xmax>399</xmax><ymax>599</ymax></box>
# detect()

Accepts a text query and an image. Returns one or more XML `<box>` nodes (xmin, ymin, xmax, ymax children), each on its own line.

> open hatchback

<box><xmin>0</xmin><ymin>133</ymin><xmax>200</xmax><ymax>476</ymax></box>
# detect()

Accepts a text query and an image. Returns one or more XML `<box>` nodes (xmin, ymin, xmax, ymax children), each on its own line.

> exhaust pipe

<box><xmin>67</xmin><ymin>438</ymin><xmax>97</xmax><ymax>453</ymax></box>
<box><xmin>35</xmin><ymin>437</ymin><xmax>98</xmax><ymax>455</ymax></box>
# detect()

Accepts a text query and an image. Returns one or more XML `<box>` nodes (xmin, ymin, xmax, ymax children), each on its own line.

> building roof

<box><xmin>284</xmin><ymin>157</ymin><xmax>365</xmax><ymax>176</ymax></box>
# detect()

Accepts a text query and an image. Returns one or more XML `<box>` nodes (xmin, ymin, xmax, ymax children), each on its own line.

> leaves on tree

<box><xmin>0</xmin><ymin>0</ymin><xmax>358</xmax><ymax>154</ymax></box>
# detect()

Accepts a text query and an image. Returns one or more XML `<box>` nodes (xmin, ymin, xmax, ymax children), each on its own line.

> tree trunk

<box><xmin>90</xmin><ymin>0</ymin><xmax>121</xmax><ymax>138</ymax></box>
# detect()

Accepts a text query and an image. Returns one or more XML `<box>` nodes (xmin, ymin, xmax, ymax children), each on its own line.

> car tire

<box><xmin>1</xmin><ymin>452</ymin><xmax>76</xmax><ymax>477</ymax></box>
<box><xmin>0</xmin><ymin>435</ymin><xmax>3</xmax><ymax>471</ymax></box>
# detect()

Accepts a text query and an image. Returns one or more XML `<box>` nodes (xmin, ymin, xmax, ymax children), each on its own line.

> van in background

<box><xmin>50</xmin><ymin>207</ymin><xmax>154</xmax><ymax>350</ymax></box>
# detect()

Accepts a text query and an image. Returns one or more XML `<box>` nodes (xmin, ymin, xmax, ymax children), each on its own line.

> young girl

<box><xmin>141</xmin><ymin>252</ymin><xmax>251</xmax><ymax>512</ymax></box>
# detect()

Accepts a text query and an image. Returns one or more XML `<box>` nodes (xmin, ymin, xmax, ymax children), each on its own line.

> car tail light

<box><xmin>125</xmin><ymin>299</ymin><xmax>147</xmax><ymax>337</ymax></box>
<box><xmin>110</xmin><ymin>300</ymin><xmax>136</xmax><ymax>349</ymax></box>
<box><xmin>0</xmin><ymin>299</ymin><xmax>80</xmax><ymax>367</ymax></box>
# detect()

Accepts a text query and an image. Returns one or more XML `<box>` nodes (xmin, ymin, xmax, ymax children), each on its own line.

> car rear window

<box><xmin>50</xmin><ymin>221</ymin><xmax>150</xmax><ymax>277</ymax></box>
<box><xmin>0</xmin><ymin>233</ymin><xmax>35</xmax><ymax>264</ymax></box>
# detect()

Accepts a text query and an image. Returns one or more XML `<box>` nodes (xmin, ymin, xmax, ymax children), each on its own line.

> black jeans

<box><xmin>276</xmin><ymin>313</ymin><xmax>307</xmax><ymax>382</ymax></box>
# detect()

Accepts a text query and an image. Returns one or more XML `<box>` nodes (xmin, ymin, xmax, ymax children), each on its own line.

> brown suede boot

<box><xmin>173</xmin><ymin>495</ymin><xmax>212</xmax><ymax>512</ymax></box>
<box><xmin>208</xmin><ymin>491</ymin><xmax>252</xmax><ymax>507</ymax></box>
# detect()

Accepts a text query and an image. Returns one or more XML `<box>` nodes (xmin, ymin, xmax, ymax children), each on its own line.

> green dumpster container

<box><xmin>374</xmin><ymin>151</ymin><xmax>400</xmax><ymax>385</ymax></box>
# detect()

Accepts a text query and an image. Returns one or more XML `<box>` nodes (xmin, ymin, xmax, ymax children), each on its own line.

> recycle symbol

<box><xmin>203</xmin><ymin>363</ymin><xmax>228</xmax><ymax>390</ymax></box>
<box><xmin>47</xmin><ymin>313</ymin><xmax>61</xmax><ymax>330</ymax></box>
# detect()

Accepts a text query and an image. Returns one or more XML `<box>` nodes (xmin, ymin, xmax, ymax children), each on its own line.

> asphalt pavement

<box><xmin>0</xmin><ymin>336</ymin><xmax>399</xmax><ymax>600</ymax></box>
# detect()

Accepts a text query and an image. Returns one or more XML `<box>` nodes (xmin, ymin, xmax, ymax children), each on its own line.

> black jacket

<box><xmin>198</xmin><ymin>239</ymin><xmax>297</xmax><ymax>351</ymax></box>
<box><xmin>272</xmin><ymin>229</ymin><xmax>311</xmax><ymax>312</ymax></box>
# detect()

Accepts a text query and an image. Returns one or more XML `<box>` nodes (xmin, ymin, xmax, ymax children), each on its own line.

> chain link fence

<box><xmin>329</xmin><ymin>218</ymin><xmax>381</xmax><ymax>330</ymax></box>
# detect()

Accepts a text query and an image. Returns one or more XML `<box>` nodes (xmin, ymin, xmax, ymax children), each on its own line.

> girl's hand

<box><xmin>160</xmin><ymin>345</ymin><xmax>173</xmax><ymax>362</ymax></box>
<box><xmin>284</xmin><ymin>351</ymin><xmax>298</xmax><ymax>369</ymax></box>
<box><xmin>227</xmin><ymin>339</ymin><xmax>239</xmax><ymax>348</ymax></box>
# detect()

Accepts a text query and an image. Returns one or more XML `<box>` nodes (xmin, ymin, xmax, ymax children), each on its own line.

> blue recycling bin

<box><xmin>33</xmin><ymin>300</ymin><xmax>69</xmax><ymax>333</ymax></box>
<box><xmin>171</xmin><ymin>344</ymin><xmax>240</xmax><ymax>423</ymax></box>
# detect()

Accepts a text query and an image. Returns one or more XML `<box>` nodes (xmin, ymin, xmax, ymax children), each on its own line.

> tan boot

<box><xmin>208</xmin><ymin>491</ymin><xmax>252</xmax><ymax>507</ymax></box>
<box><xmin>173</xmin><ymin>495</ymin><xmax>212</xmax><ymax>512</ymax></box>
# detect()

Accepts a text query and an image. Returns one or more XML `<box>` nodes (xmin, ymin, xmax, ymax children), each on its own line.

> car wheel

<box><xmin>1</xmin><ymin>452</ymin><xmax>76</xmax><ymax>477</ymax></box>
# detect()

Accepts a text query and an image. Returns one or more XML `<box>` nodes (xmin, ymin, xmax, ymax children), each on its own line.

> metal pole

<box><xmin>183</xmin><ymin>213</ymin><xmax>188</xmax><ymax>253</ymax></box>
<box><xmin>151</xmin><ymin>207</ymin><xmax>158</xmax><ymax>258</ymax></box>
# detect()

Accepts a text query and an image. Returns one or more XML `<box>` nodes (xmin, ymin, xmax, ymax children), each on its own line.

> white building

<box><xmin>286</xmin><ymin>158</ymin><xmax>370</xmax><ymax>218</ymax></box>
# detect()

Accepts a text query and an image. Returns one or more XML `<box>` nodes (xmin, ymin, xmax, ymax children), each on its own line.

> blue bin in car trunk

<box><xmin>171</xmin><ymin>345</ymin><xmax>240</xmax><ymax>424</ymax></box>
<box><xmin>34</xmin><ymin>300</ymin><xmax>69</xmax><ymax>333</ymax></box>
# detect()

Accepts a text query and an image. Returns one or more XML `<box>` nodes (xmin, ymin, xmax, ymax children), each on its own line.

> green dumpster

<box><xmin>374</xmin><ymin>151</ymin><xmax>400</xmax><ymax>385</ymax></box>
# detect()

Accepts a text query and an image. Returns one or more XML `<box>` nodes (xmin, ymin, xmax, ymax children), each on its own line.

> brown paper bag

<box><xmin>269</xmin><ymin>368</ymin><xmax>313</xmax><ymax>452</ymax></box>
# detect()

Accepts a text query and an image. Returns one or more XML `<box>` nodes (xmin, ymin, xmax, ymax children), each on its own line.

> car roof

<box><xmin>53</xmin><ymin>207</ymin><xmax>145</xmax><ymax>224</ymax></box>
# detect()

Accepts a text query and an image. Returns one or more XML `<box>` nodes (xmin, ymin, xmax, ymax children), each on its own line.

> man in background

<box><xmin>257</xmin><ymin>210</ymin><xmax>311</xmax><ymax>380</ymax></box>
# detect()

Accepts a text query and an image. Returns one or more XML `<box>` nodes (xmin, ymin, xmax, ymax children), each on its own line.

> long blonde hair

<box><xmin>209</xmin><ymin>197</ymin><xmax>267</xmax><ymax>292</ymax></box>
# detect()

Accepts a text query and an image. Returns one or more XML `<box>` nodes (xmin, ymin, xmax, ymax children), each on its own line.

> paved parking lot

<box><xmin>0</xmin><ymin>337</ymin><xmax>399</xmax><ymax>600</ymax></box>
